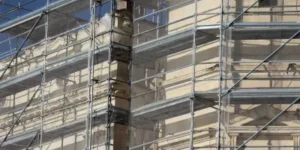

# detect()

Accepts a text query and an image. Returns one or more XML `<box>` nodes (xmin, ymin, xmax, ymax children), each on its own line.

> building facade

<box><xmin>0</xmin><ymin>0</ymin><xmax>300</xmax><ymax>149</ymax></box>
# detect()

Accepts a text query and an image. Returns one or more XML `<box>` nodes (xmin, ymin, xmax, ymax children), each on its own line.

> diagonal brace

<box><xmin>222</xmin><ymin>28</ymin><xmax>300</xmax><ymax>98</ymax></box>
<box><xmin>235</xmin><ymin>96</ymin><xmax>300</xmax><ymax>150</ymax></box>
<box><xmin>0</xmin><ymin>12</ymin><xmax>45</xmax><ymax>81</ymax></box>
<box><xmin>25</xmin><ymin>131</ymin><xmax>40</xmax><ymax>149</ymax></box>
<box><xmin>224</xmin><ymin>0</ymin><xmax>259</xmax><ymax>30</ymax></box>
<box><xmin>0</xmin><ymin>86</ymin><xmax>41</xmax><ymax>147</ymax></box>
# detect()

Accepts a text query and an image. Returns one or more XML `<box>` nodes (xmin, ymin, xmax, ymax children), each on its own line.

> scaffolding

<box><xmin>0</xmin><ymin>0</ymin><xmax>131</xmax><ymax>149</ymax></box>
<box><xmin>1</xmin><ymin>0</ymin><xmax>300</xmax><ymax>150</ymax></box>
<box><xmin>131</xmin><ymin>0</ymin><xmax>300</xmax><ymax>149</ymax></box>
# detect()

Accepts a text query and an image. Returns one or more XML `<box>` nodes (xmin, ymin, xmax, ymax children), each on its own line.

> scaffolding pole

<box><xmin>220</xmin><ymin>1</ymin><xmax>300</xmax><ymax>149</ymax></box>
<box><xmin>0</xmin><ymin>12</ymin><xmax>44</xmax><ymax>81</ymax></box>
<box><xmin>128</xmin><ymin>1</ymin><xmax>134</xmax><ymax>149</ymax></box>
<box><xmin>217</xmin><ymin>0</ymin><xmax>224</xmax><ymax>149</ymax></box>
<box><xmin>189</xmin><ymin>0</ymin><xmax>198</xmax><ymax>149</ymax></box>
<box><xmin>105</xmin><ymin>0</ymin><xmax>114</xmax><ymax>149</ymax></box>
<box><xmin>0</xmin><ymin>86</ymin><xmax>41</xmax><ymax>148</ymax></box>
<box><xmin>0</xmin><ymin>0</ymin><xmax>34</xmax><ymax>17</ymax></box>
<box><xmin>225</xmin><ymin>0</ymin><xmax>259</xmax><ymax>29</ymax></box>
<box><xmin>5</xmin><ymin>0</ymin><xmax>300</xmax><ymax>149</ymax></box>
<box><xmin>26</xmin><ymin>131</ymin><xmax>40</xmax><ymax>150</ymax></box>
<box><xmin>194</xmin><ymin>145</ymin><xmax>300</xmax><ymax>149</ymax></box>
<box><xmin>235</xmin><ymin>96</ymin><xmax>300</xmax><ymax>150</ymax></box>
<box><xmin>222</xmin><ymin>28</ymin><xmax>300</xmax><ymax>98</ymax></box>
<box><xmin>40</xmin><ymin>1</ymin><xmax>49</xmax><ymax>149</ymax></box>
<box><xmin>0</xmin><ymin>12</ymin><xmax>44</xmax><ymax>149</ymax></box>
<box><xmin>85</xmin><ymin>0</ymin><xmax>96</xmax><ymax>149</ymax></box>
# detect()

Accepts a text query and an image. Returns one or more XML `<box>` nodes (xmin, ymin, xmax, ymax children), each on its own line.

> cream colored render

<box><xmin>2</xmin><ymin>0</ymin><xmax>300</xmax><ymax>150</ymax></box>
<box><xmin>0</xmin><ymin>16</ymin><xmax>126</xmax><ymax>149</ymax></box>
<box><xmin>130</xmin><ymin>0</ymin><xmax>300</xmax><ymax>150</ymax></box>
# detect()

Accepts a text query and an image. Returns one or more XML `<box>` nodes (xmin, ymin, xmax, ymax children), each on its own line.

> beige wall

<box><xmin>131</xmin><ymin>0</ymin><xmax>300</xmax><ymax>149</ymax></box>
<box><xmin>2</xmin><ymin>0</ymin><xmax>300</xmax><ymax>149</ymax></box>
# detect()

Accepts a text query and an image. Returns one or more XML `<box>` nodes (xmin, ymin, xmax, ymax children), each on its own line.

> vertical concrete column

<box><xmin>112</xmin><ymin>0</ymin><xmax>132</xmax><ymax>150</ymax></box>
<box><xmin>229</xmin><ymin>133</ymin><xmax>239</xmax><ymax>150</ymax></box>
<box><xmin>292</xmin><ymin>133</ymin><xmax>300</xmax><ymax>150</ymax></box>
<box><xmin>113</xmin><ymin>62</ymin><xmax>130</xmax><ymax>150</ymax></box>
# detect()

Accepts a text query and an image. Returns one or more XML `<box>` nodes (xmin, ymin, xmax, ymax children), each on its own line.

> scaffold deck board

<box><xmin>3</xmin><ymin>88</ymin><xmax>300</xmax><ymax>148</ymax></box>
<box><xmin>2</xmin><ymin>107</ymin><xmax>107</xmax><ymax>149</ymax></box>
<box><xmin>196</xmin><ymin>89</ymin><xmax>300</xmax><ymax>104</ymax></box>
<box><xmin>0</xmin><ymin>45</ymin><xmax>110</xmax><ymax>98</ymax></box>
<box><xmin>133</xmin><ymin>25</ymin><xmax>300</xmax><ymax>64</ymax></box>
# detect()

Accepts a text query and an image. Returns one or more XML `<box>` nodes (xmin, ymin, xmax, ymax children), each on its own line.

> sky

<box><xmin>0</xmin><ymin>0</ymin><xmax>58</xmax><ymax>56</ymax></box>
<box><xmin>0</xmin><ymin>0</ymin><xmax>166</xmax><ymax>58</ymax></box>
<box><xmin>0</xmin><ymin>0</ymin><xmax>61</xmax><ymax>24</ymax></box>
<box><xmin>0</xmin><ymin>0</ymin><xmax>110</xmax><ymax>57</ymax></box>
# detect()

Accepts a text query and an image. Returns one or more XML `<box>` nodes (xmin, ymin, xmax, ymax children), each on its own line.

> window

<box><xmin>259</xmin><ymin>0</ymin><xmax>278</xmax><ymax>7</ymax></box>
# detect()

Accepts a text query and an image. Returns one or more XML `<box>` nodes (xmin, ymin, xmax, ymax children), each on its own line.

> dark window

<box><xmin>259</xmin><ymin>0</ymin><xmax>277</xmax><ymax>7</ymax></box>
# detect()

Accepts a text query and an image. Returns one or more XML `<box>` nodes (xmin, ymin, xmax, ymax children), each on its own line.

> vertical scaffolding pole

<box><xmin>86</xmin><ymin>0</ymin><xmax>96</xmax><ymax>149</ymax></box>
<box><xmin>217</xmin><ymin>0</ymin><xmax>224</xmax><ymax>149</ymax></box>
<box><xmin>105</xmin><ymin>0</ymin><xmax>114</xmax><ymax>149</ymax></box>
<box><xmin>0</xmin><ymin>86</ymin><xmax>41</xmax><ymax>148</ymax></box>
<box><xmin>156</xmin><ymin>0</ymin><xmax>160</xmax><ymax>39</ymax></box>
<box><xmin>0</xmin><ymin>13</ymin><xmax>44</xmax><ymax>81</ymax></box>
<box><xmin>40</xmin><ymin>1</ymin><xmax>49</xmax><ymax>149</ymax></box>
<box><xmin>190</xmin><ymin>0</ymin><xmax>197</xmax><ymax>149</ymax></box>
<box><xmin>128</xmin><ymin>58</ymin><xmax>133</xmax><ymax>150</ymax></box>
<box><xmin>128</xmin><ymin>1</ymin><xmax>134</xmax><ymax>149</ymax></box>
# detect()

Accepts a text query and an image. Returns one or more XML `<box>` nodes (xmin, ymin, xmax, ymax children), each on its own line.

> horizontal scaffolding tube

<box><xmin>134</xmin><ymin>0</ymin><xmax>193</xmax><ymax>21</ymax></box>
